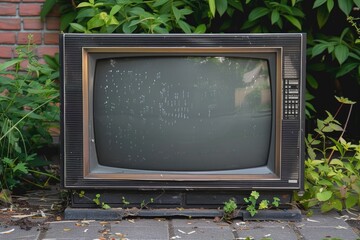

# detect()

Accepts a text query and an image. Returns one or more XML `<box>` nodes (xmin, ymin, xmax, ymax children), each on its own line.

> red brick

<box><xmin>23</xmin><ymin>18</ymin><xmax>44</xmax><ymax>30</ymax></box>
<box><xmin>44</xmin><ymin>32</ymin><xmax>59</xmax><ymax>44</ymax></box>
<box><xmin>18</xmin><ymin>32</ymin><xmax>42</xmax><ymax>44</ymax></box>
<box><xmin>19</xmin><ymin>4</ymin><xmax>42</xmax><ymax>16</ymax></box>
<box><xmin>23</xmin><ymin>0</ymin><xmax>45</xmax><ymax>2</ymax></box>
<box><xmin>45</xmin><ymin>17</ymin><xmax>60</xmax><ymax>30</ymax></box>
<box><xmin>0</xmin><ymin>18</ymin><xmax>21</xmax><ymax>30</ymax></box>
<box><xmin>0</xmin><ymin>0</ymin><xmax>21</xmax><ymax>2</ymax></box>
<box><xmin>0</xmin><ymin>3</ymin><xmax>17</xmax><ymax>16</ymax></box>
<box><xmin>0</xmin><ymin>32</ymin><xmax>16</xmax><ymax>44</ymax></box>
<box><xmin>37</xmin><ymin>46</ymin><xmax>59</xmax><ymax>57</ymax></box>
<box><xmin>0</xmin><ymin>46</ymin><xmax>14</xmax><ymax>58</ymax></box>
<box><xmin>20</xmin><ymin>60</ymin><xmax>30</xmax><ymax>69</ymax></box>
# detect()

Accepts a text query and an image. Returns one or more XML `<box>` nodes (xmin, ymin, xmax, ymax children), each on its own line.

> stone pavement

<box><xmin>0</xmin><ymin>209</ymin><xmax>359</xmax><ymax>240</ymax></box>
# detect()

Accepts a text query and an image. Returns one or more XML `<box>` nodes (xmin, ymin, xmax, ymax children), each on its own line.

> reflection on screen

<box><xmin>93</xmin><ymin>57</ymin><xmax>272</xmax><ymax>171</ymax></box>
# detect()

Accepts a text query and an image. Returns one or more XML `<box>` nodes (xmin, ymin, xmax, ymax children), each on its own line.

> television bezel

<box><xmin>60</xmin><ymin>33</ymin><xmax>306</xmax><ymax>190</ymax></box>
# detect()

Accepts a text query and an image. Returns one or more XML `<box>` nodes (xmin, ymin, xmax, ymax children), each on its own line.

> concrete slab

<box><xmin>0</xmin><ymin>225</ymin><xmax>41</xmax><ymax>240</ymax></box>
<box><xmin>110</xmin><ymin>219</ymin><xmax>169</xmax><ymax>240</ymax></box>
<box><xmin>170</xmin><ymin>219</ymin><xmax>235</xmax><ymax>240</ymax></box>
<box><xmin>295</xmin><ymin>210</ymin><xmax>359</xmax><ymax>240</ymax></box>
<box><xmin>233</xmin><ymin>220</ymin><xmax>299</xmax><ymax>240</ymax></box>
<box><xmin>40</xmin><ymin>221</ymin><xmax>101</xmax><ymax>240</ymax></box>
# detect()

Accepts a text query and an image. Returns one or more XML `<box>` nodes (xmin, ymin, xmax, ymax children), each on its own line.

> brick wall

<box><xmin>0</xmin><ymin>0</ymin><xmax>60</xmax><ymax>62</ymax></box>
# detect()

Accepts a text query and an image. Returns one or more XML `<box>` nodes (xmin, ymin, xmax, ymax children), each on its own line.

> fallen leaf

<box><xmin>63</xmin><ymin>228</ymin><xmax>71</xmax><ymax>232</ymax></box>
<box><xmin>306</xmin><ymin>218</ymin><xmax>320</xmax><ymax>223</ymax></box>
<box><xmin>0</xmin><ymin>228</ymin><xmax>15</xmax><ymax>234</ymax></box>
<box><xmin>335</xmin><ymin>225</ymin><xmax>347</xmax><ymax>229</ymax></box>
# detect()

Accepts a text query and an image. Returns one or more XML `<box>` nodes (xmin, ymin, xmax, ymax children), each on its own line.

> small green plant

<box><xmin>0</xmin><ymin>35</ymin><xmax>59</xmax><ymax>193</ymax></box>
<box><xmin>77</xmin><ymin>191</ymin><xmax>157</xmax><ymax>211</ymax></box>
<box><xmin>78</xmin><ymin>190</ymin><xmax>111</xmax><ymax>209</ymax></box>
<box><xmin>295</xmin><ymin>96</ymin><xmax>360</xmax><ymax>212</ymax></box>
<box><xmin>243</xmin><ymin>191</ymin><xmax>280</xmax><ymax>217</ymax></box>
<box><xmin>93</xmin><ymin>193</ymin><xmax>111</xmax><ymax>210</ymax></box>
<box><xmin>223</xmin><ymin>198</ymin><xmax>238</xmax><ymax>220</ymax></box>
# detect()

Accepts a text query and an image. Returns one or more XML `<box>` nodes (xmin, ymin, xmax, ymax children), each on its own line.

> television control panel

<box><xmin>284</xmin><ymin>79</ymin><xmax>300</xmax><ymax>119</ymax></box>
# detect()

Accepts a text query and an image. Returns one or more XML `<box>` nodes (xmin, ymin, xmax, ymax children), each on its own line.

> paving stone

<box><xmin>170</xmin><ymin>219</ymin><xmax>234</xmax><ymax>240</ymax></box>
<box><xmin>0</xmin><ymin>225</ymin><xmax>41</xmax><ymax>240</ymax></box>
<box><xmin>295</xmin><ymin>210</ymin><xmax>359</xmax><ymax>240</ymax></box>
<box><xmin>233</xmin><ymin>220</ymin><xmax>298</xmax><ymax>240</ymax></box>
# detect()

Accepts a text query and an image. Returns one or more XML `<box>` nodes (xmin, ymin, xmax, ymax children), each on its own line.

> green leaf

<box><xmin>307</xmin><ymin>74</ymin><xmax>318</xmax><ymax>89</ymax></box>
<box><xmin>248</xmin><ymin>7</ymin><xmax>269</xmax><ymax>21</ymax></box>
<box><xmin>312</xmin><ymin>43</ymin><xmax>328</xmax><ymax>58</ymax></box>
<box><xmin>345</xmin><ymin>194</ymin><xmax>358</xmax><ymax>209</ymax></box>
<box><xmin>250</xmin><ymin>191</ymin><xmax>260</xmax><ymax>199</ymax></box>
<box><xmin>40</xmin><ymin>0</ymin><xmax>57</xmax><ymax>20</ymax></box>
<box><xmin>216</xmin><ymin>0</ymin><xmax>228</xmax><ymax>16</ymax></box>
<box><xmin>228</xmin><ymin>0</ymin><xmax>243</xmax><ymax>12</ymax></box>
<box><xmin>334</xmin><ymin>199</ymin><xmax>343</xmax><ymax>211</ymax></box>
<box><xmin>329</xmin><ymin>123</ymin><xmax>343</xmax><ymax>131</ymax></box>
<box><xmin>209</xmin><ymin>0</ymin><xmax>216</xmax><ymax>17</ymax></box>
<box><xmin>179</xmin><ymin>8</ymin><xmax>193</xmax><ymax>16</ymax></box>
<box><xmin>335</xmin><ymin>96</ymin><xmax>356</xmax><ymax>104</ymax></box>
<box><xmin>177</xmin><ymin>20</ymin><xmax>191</xmax><ymax>33</ymax></box>
<box><xmin>338</xmin><ymin>0</ymin><xmax>352</xmax><ymax>15</ymax></box>
<box><xmin>70</xmin><ymin>23</ymin><xmax>87</xmax><ymax>33</ymax></box>
<box><xmin>76</xmin><ymin>8</ymin><xmax>97</xmax><ymax>19</ymax></box>
<box><xmin>77</xmin><ymin>2</ymin><xmax>94</xmax><ymax>8</ymax></box>
<box><xmin>259</xmin><ymin>200</ymin><xmax>269</xmax><ymax>209</ymax></box>
<box><xmin>313</xmin><ymin>0</ymin><xmax>327</xmax><ymax>9</ymax></box>
<box><xmin>110</xmin><ymin>5</ymin><xmax>122</xmax><ymax>16</ymax></box>
<box><xmin>355</xmin><ymin>0</ymin><xmax>360</xmax><ymax>8</ymax></box>
<box><xmin>336</xmin><ymin>62</ymin><xmax>359</xmax><ymax>77</ymax></box>
<box><xmin>172</xmin><ymin>5</ymin><xmax>181</xmax><ymax>21</ymax></box>
<box><xmin>122</xmin><ymin>21</ymin><xmax>136</xmax><ymax>33</ymax></box>
<box><xmin>316</xmin><ymin>5</ymin><xmax>329</xmax><ymax>28</ymax></box>
<box><xmin>153</xmin><ymin>0</ymin><xmax>168</xmax><ymax>7</ymax></box>
<box><xmin>60</xmin><ymin>12</ymin><xmax>77</xmax><ymax>31</ymax></box>
<box><xmin>13</xmin><ymin>162</ymin><xmax>28</xmax><ymax>174</ymax></box>
<box><xmin>283</xmin><ymin>14</ymin><xmax>302</xmax><ymax>30</ymax></box>
<box><xmin>334</xmin><ymin>44</ymin><xmax>349</xmax><ymax>65</ymax></box>
<box><xmin>0</xmin><ymin>59</ymin><xmax>23</xmax><ymax>72</ymax></box>
<box><xmin>87</xmin><ymin>15</ymin><xmax>105</xmax><ymax>30</ymax></box>
<box><xmin>307</xmin><ymin>147</ymin><xmax>317</xmax><ymax>160</ymax></box>
<box><xmin>327</xmin><ymin>0</ymin><xmax>334</xmax><ymax>12</ymax></box>
<box><xmin>316</xmin><ymin>190</ymin><xmax>332</xmax><ymax>201</ymax></box>
<box><xmin>320</xmin><ymin>199</ymin><xmax>341</xmax><ymax>212</ymax></box>
<box><xmin>329</xmin><ymin>158</ymin><xmax>344</xmax><ymax>166</ymax></box>
<box><xmin>194</xmin><ymin>24</ymin><xmax>206</xmax><ymax>33</ymax></box>
<box><xmin>271</xmin><ymin>10</ymin><xmax>280</xmax><ymax>25</ymax></box>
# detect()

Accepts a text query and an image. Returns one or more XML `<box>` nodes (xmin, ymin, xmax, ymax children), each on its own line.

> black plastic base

<box><xmin>64</xmin><ymin>207</ymin><xmax>302</xmax><ymax>221</ymax></box>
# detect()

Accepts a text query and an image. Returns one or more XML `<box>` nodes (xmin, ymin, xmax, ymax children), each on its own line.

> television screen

<box><xmin>93</xmin><ymin>56</ymin><xmax>272</xmax><ymax>171</ymax></box>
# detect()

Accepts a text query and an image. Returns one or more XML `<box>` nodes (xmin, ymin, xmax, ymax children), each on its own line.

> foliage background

<box><xmin>42</xmin><ymin>0</ymin><xmax>360</xmax><ymax>139</ymax></box>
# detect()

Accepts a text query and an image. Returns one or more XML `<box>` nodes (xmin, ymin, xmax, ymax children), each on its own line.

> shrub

<box><xmin>295</xmin><ymin>96</ymin><xmax>360</xmax><ymax>212</ymax></box>
<box><xmin>0</xmin><ymin>36</ymin><xmax>60</xmax><ymax>192</ymax></box>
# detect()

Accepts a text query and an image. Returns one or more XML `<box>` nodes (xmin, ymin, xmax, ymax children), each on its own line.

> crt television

<box><xmin>60</xmin><ymin>34</ymin><xmax>306</xmax><ymax>207</ymax></box>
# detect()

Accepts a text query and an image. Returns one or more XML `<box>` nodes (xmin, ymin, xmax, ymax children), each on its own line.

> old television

<box><xmin>60</xmin><ymin>33</ymin><xmax>306</xmax><ymax>208</ymax></box>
